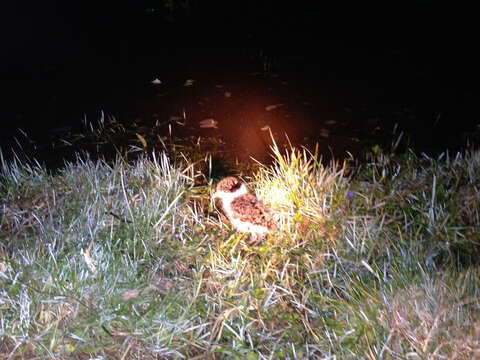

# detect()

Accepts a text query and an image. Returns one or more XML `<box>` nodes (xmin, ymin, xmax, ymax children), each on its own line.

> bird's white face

<box><xmin>213</xmin><ymin>182</ymin><xmax>249</xmax><ymax>207</ymax></box>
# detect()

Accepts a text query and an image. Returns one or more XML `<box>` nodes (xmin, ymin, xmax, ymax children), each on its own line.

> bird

<box><xmin>212</xmin><ymin>176</ymin><xmax>276</xmax><ymax>244</ymax></box>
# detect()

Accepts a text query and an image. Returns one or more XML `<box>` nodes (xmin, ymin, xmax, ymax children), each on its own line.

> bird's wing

<box><xmin>230</xmin><ymin>194</ymin><xmax>271</xmax><ymax>227</ymax></box>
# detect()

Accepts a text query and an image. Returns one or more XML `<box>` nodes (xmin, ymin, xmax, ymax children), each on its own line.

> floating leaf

<box><xmin>199</xmin><ymin>118</ymin><xmax>218</xmax><ymax>129</ymax></box>
<box><xmin>265</xmin><ymin>104</ymin><xmax>283</xmax><ymax>111</ymax></box>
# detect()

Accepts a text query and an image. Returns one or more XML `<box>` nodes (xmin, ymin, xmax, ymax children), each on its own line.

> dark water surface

<box><xmin>2</xmin><ymin>3</ymin><xmax>479</xmax><ymax>167</ymax></box>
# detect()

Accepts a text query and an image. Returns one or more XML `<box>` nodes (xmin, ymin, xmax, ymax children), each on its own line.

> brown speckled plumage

<box><xmin>212</xmin><ymin>176</ymin><xmax>276</xmax><ymax>244</ymax></box>
<box><xmin>216</xmin><ymin>176</ymin><xmax>242</xmax><ymax>193</ymax></box>
<box><xmin>230</xmin><ymin>193</ymin><xmax>276</xmax><ymax>229</ymax></box>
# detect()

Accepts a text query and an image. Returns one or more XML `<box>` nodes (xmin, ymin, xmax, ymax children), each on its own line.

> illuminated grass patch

<box><xmin>1</xmin><ymin>139</ymin><xmax>479</xmax><ymax>359</ymax></box>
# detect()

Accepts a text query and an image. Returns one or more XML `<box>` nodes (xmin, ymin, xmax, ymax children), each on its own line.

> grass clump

<box><xmin>1</xmin><ymin>135</ymin><xmax>480</xmax><ymax>359</ymax></box>
<box><xmin>253</xmin><ymin>137</ymin><xmax>348</xmax><ymax>244</ymax></box>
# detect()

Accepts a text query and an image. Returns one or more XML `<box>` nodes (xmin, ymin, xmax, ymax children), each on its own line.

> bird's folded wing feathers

<box><xmin>230</xmin><ymin>194</ymin><xmax>274</xmax><ymax>227</ymax></box>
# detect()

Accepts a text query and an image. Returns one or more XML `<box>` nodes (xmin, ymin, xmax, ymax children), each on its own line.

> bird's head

<box><xmin>212</xmin><ymin>176</ymin><xmax>247</xmax><ymax>202</ymax></box>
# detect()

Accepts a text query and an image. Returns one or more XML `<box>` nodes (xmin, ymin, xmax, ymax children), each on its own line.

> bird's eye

<box><xmin>231</xmin><ymin>181</ymin><xmax>242</xmax><ymax>191</ymax></box>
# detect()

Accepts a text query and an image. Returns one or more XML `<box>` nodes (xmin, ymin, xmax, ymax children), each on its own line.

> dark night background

<box><xmin>1</xmin><ymin>2</ymin><xmax>479</xmax><ymax>165</ymax></box>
